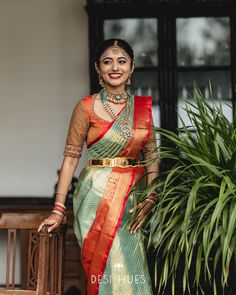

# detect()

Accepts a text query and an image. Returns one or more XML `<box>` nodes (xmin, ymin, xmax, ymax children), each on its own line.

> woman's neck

<box><xmin>104</xmin><ymin>84</ymin><xmax>125</xmax><ymax>94</ymax></box>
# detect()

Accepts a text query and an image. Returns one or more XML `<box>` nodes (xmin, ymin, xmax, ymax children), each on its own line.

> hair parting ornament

<box><xmin>99</xmin><ymin>40</ymin><xmax>132</xmax><ymax>62</ymax></box>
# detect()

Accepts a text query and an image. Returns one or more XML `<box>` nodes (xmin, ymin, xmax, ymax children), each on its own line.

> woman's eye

<box><xmin>119</xmin><ymin>60</ymin><xmax>126</xmax><ymax>64</ymax></box>
<box><xmin>103</xmin><ymin>60</ymin><xmax>111</xmax><ymax>64</ymax></box>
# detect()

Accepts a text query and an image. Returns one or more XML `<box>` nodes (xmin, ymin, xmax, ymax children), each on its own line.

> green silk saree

<box><xmin>72</xmin><ymin>94</ymin><xmax>154</xmax><ymax>295</ymax></box>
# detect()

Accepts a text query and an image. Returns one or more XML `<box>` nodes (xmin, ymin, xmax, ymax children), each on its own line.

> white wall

<box><xmin>0</xmin><ymin>0</ymin><xmax>89</xmax><ymax>196</ymax></box>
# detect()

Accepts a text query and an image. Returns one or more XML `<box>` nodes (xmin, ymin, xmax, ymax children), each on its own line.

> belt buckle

<box><xmin>123</xmin><ymin>158</ymin><xmax>129</xmax><ymax>166</ymax></box>
<box><xmin>120</xmin><ymin>157</ymin><xmax>129</xmax><ymax>166</ymax></box>
<box><xmin>114</xmin><ymin>158</ymin><xmax>123</xmax><ymax>167</ymax></box>
<box><xmin>108</xmin><ymin>158</ymin><xmax>114</xmax><ymax>166</ymax></box>
<box><xmin>112</xmin><ymin>157</ymin><xmax>128</xmax><ymax>167</ymax></box>
<box><xmin>104</xmin><ymin>158</ymin><xmax>111</xmax><ymax>166</ymax></box>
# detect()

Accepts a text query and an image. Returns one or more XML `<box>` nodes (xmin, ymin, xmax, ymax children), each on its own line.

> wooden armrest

<box><xmin>36</xmin><ymin>224</ymin><xmax>66</xmax><ymax>295</ymax></box>
<box><xmin>0</xmin><ymin>212</ymin><xmax>67</xmax><ymax>230</ymax></box>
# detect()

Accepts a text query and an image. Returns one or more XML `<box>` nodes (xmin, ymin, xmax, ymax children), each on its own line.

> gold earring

<box><xmin>126</xmin><ymin>63</ymin><xmax>134</xmax><ymax>85</ymax></box>
<box><xmin>126</xmin><ymin>75</ymin><xmax>131</xmax><ymax>85</ymax></box>
<box><xmin>99</xmin><ymin>75</ymin><xmax>105</xmax><ymax>88</ymax></box>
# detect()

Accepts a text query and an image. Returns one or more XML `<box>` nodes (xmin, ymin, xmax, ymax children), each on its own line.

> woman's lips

<box><xmin>109</xmin><ymin>73</ymin><xmax>122</xmax><ymax>79</ymax></box>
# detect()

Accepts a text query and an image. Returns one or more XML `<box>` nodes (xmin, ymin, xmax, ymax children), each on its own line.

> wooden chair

<box><xmin>0</xmin><ymin>212</ymin><xmax>67</xmax><ymax>295</ymax></box>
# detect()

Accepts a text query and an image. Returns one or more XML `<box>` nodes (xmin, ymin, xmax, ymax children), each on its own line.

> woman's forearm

<box><xmin>144</xmin><ymin>152</ymin><xmax>159</xmax><ymax>193</ymax></box>
<box><xmin>54</xmin><ymin>156</ymin><xmax>79</xmax><ymax>204</ymax></box>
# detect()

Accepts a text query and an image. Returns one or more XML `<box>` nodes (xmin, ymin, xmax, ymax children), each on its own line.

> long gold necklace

<box><xmin>101</xmin><ymin>89</ymin><xmax>133</xmax><ymax>139</ymax></box>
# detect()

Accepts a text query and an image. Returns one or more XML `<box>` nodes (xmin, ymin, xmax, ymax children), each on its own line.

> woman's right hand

<box><xmin>38</xmin><ymin>213</ymin><xmax>64</xmax><ymax>233</ymax></box>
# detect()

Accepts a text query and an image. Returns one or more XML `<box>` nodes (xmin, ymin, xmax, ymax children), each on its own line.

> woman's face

<box><xmin>98</xmin><ymin>47</ymin><xmax>133</xmax><ymax>89</ymax></box>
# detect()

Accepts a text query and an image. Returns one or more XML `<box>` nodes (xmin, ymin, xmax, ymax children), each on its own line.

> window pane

<box><xmin>177</xmin><ymin>17</ymin><xmax>230</xmax><ymax>66</ymax></box>
<box><xmin>178</xmin><ymin>100</ymin><xmax>232</xmax><ymax>128</ymax></box>
<box><xmin>178</xmin><ymin>71</ymin><xmax>232</xmax><ymax>100</ymax></box>
<box><xmin>127</xmin><ymin>71</ymin><xmax>159</xmax><ymax>101</ymax></box>
<box><xmin>126</xmin><ymin>71</ymin><xmax>160</xmax><ymax>128</ymax></box>
<box><xmin>178</xmin><ymin>71</ymin><xmax>232</xmax><ymax>127</ymax></box>
<box><xmin>104</xmin><ymin>18</ymin><xmax>158</xmax><ymax>67</ymax></box>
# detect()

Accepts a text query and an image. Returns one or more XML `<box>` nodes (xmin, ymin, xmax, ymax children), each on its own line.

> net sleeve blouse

<box><xmin>63</xmin><ymin>100</ymin><xmax>90</xmax><ymax>158</ymax></box>
<box><xmin>63</xmin><ymin>98</ymin><xmax>157</xmax><ymax>159</ymax></box>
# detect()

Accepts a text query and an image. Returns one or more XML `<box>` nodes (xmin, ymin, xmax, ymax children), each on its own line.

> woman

<box><xmin>38</xmin><ymin>39</ymin><xmax>158</xmax><ymax>295</ymax></box>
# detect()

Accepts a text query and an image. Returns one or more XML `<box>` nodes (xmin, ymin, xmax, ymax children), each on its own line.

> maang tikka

<box><xmin>111</xmin><ymin>40</ymin><xmax>120</xmax><ymax>54</ymax></box>
<box><xmin>100</xmin><ymin>40</ymin><xmax>131</xmax><ymax>62</ymax></box>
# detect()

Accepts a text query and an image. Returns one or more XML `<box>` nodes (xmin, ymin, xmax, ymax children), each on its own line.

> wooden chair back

<box><xmin>0</xmin><ymin>212</ymin><xmax>67</xmax><ymax>295</ymax></box>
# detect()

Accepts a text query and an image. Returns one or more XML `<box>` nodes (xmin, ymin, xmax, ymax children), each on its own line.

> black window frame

<box><xmin>85</xmin><ymin>0</ymin><xmax>236</xmax><ymax>132</ymax></box>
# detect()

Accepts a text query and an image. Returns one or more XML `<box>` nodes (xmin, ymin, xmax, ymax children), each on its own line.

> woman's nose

<box><xmin>112</xmin><ymin>61</ymin><xmax>119</xmax><ymax>71</ymax></box>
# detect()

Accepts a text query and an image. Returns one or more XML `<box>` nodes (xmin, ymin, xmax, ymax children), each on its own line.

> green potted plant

<box><xmin>140</xmin><ymin>83</ymin><xmax>236</xmax><ymax>294</ymax></box>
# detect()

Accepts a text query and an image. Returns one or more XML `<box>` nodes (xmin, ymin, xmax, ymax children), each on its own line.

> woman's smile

<box><xmin>109</xmin><ymin>73</ymin><xmax>123</xmax><ymax>79</ymax></box>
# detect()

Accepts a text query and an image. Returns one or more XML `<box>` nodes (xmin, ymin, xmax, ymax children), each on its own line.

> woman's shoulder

<box><xmin>80</xmin><ymin>93</ymin><xmax>98</xmax><ymax>106</ymax></box>
<box><xmin>70</xmin><ymin>94</ymin><xmax>92</xmax><ymax>114</ymax></box>
<box><xmin>72</xmin><ymin>93</ymin><xmax>98</xmax><ymax>118</ymax></box>
<box><xmin>81</xmin><ymin>94</ymin><xmax>94</xmax><ymax>102</ymax></box>
<box><xmin>77</xmin><ymin>94</ymin><xmax>92</xmax><ymax>106</ymax></box>
<box><xmin>72</xmin><ymin>94</ymin><xmax>94</xmax><ymax>111</ymax></box>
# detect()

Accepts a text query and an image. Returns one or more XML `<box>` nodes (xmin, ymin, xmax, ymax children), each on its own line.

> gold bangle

<box><xmin>55</xmin><ymin>201</ymin><xmax>66</xmax><ymax>209</ymax></box>
<box><xmin>52</xmin><ymin>210</ymin><xmax>65</xmax><ymax>218</ymax></box>
<box><xmin>148</xmin><ymin>192</ymin><xmax>157</xmax><ymax>197</ymax></box>
<box><xmin>147</xmin><ymin>196</ymin><xmax>157</xmax><ymax>201</ymax></box>
<box><xmin>145</xmin><ymin>198</ymin><xmax>156</xmax><ymax>205</ymax></box>
<box><xmin>147</xmin><ymin>192</ymin><xmax>157</xmax><ymax>200</ymax></box>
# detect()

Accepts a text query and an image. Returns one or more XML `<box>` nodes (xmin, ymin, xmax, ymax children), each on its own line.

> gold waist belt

<box><xmin>88</xmin><ymin>157</ymin><xmax>141</xmax><ymax>167</ymax></box>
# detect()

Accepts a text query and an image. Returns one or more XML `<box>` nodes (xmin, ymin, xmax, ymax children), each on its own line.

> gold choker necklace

<box><xmin>104</xmin><ymin>88</ymin><xmax>129</xmax><ymax>104</ymax></box>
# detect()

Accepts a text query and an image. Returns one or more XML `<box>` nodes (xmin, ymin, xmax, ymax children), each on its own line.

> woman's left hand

<box><xmin>129</xmin><ymin>195</ymin><xmax>156</xmax><ymax>233</ymax></box>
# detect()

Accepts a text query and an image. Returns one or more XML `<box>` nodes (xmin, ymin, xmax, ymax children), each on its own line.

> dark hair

<box><xmin>94</xmin><ymin>39</ymin><xmax>134</xmax><ymax>65</ymax></box>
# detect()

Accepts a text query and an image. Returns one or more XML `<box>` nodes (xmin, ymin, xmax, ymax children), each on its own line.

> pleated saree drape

<box><xmin>72</xmin><ymin>95</ymin><xmax>153</xmax><ymax>295</ymax></box>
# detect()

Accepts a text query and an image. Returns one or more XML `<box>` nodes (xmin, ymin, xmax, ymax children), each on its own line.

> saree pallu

<box><xmin>73</xmin><ymin>95</ymin><xmax>153</xmax><ymax>295</ymax></box>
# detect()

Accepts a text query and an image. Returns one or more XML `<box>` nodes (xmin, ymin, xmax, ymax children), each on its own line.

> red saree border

<box><xmin>96</xmin><ymin>167</ymin><xmax>136</xmax><ymax>294</ymax></box>
<box><xmin>99</xmin><ymin>167</ymin><xmax>136</xmax><ymax>274</ymax></box>
<box><xmin>134</xmin><ymin>96</ymin><xmax>152</xmax><ymax>158</ymax></box>
<box><xmin>87</xmin><ymin>120</ymin><xmax>114</xmax><ymax>148</ymax></box>
<box><xmin>120</xmin><ymin>95</ymin><xmax>152</xmax><ymax>158</ymax></box>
